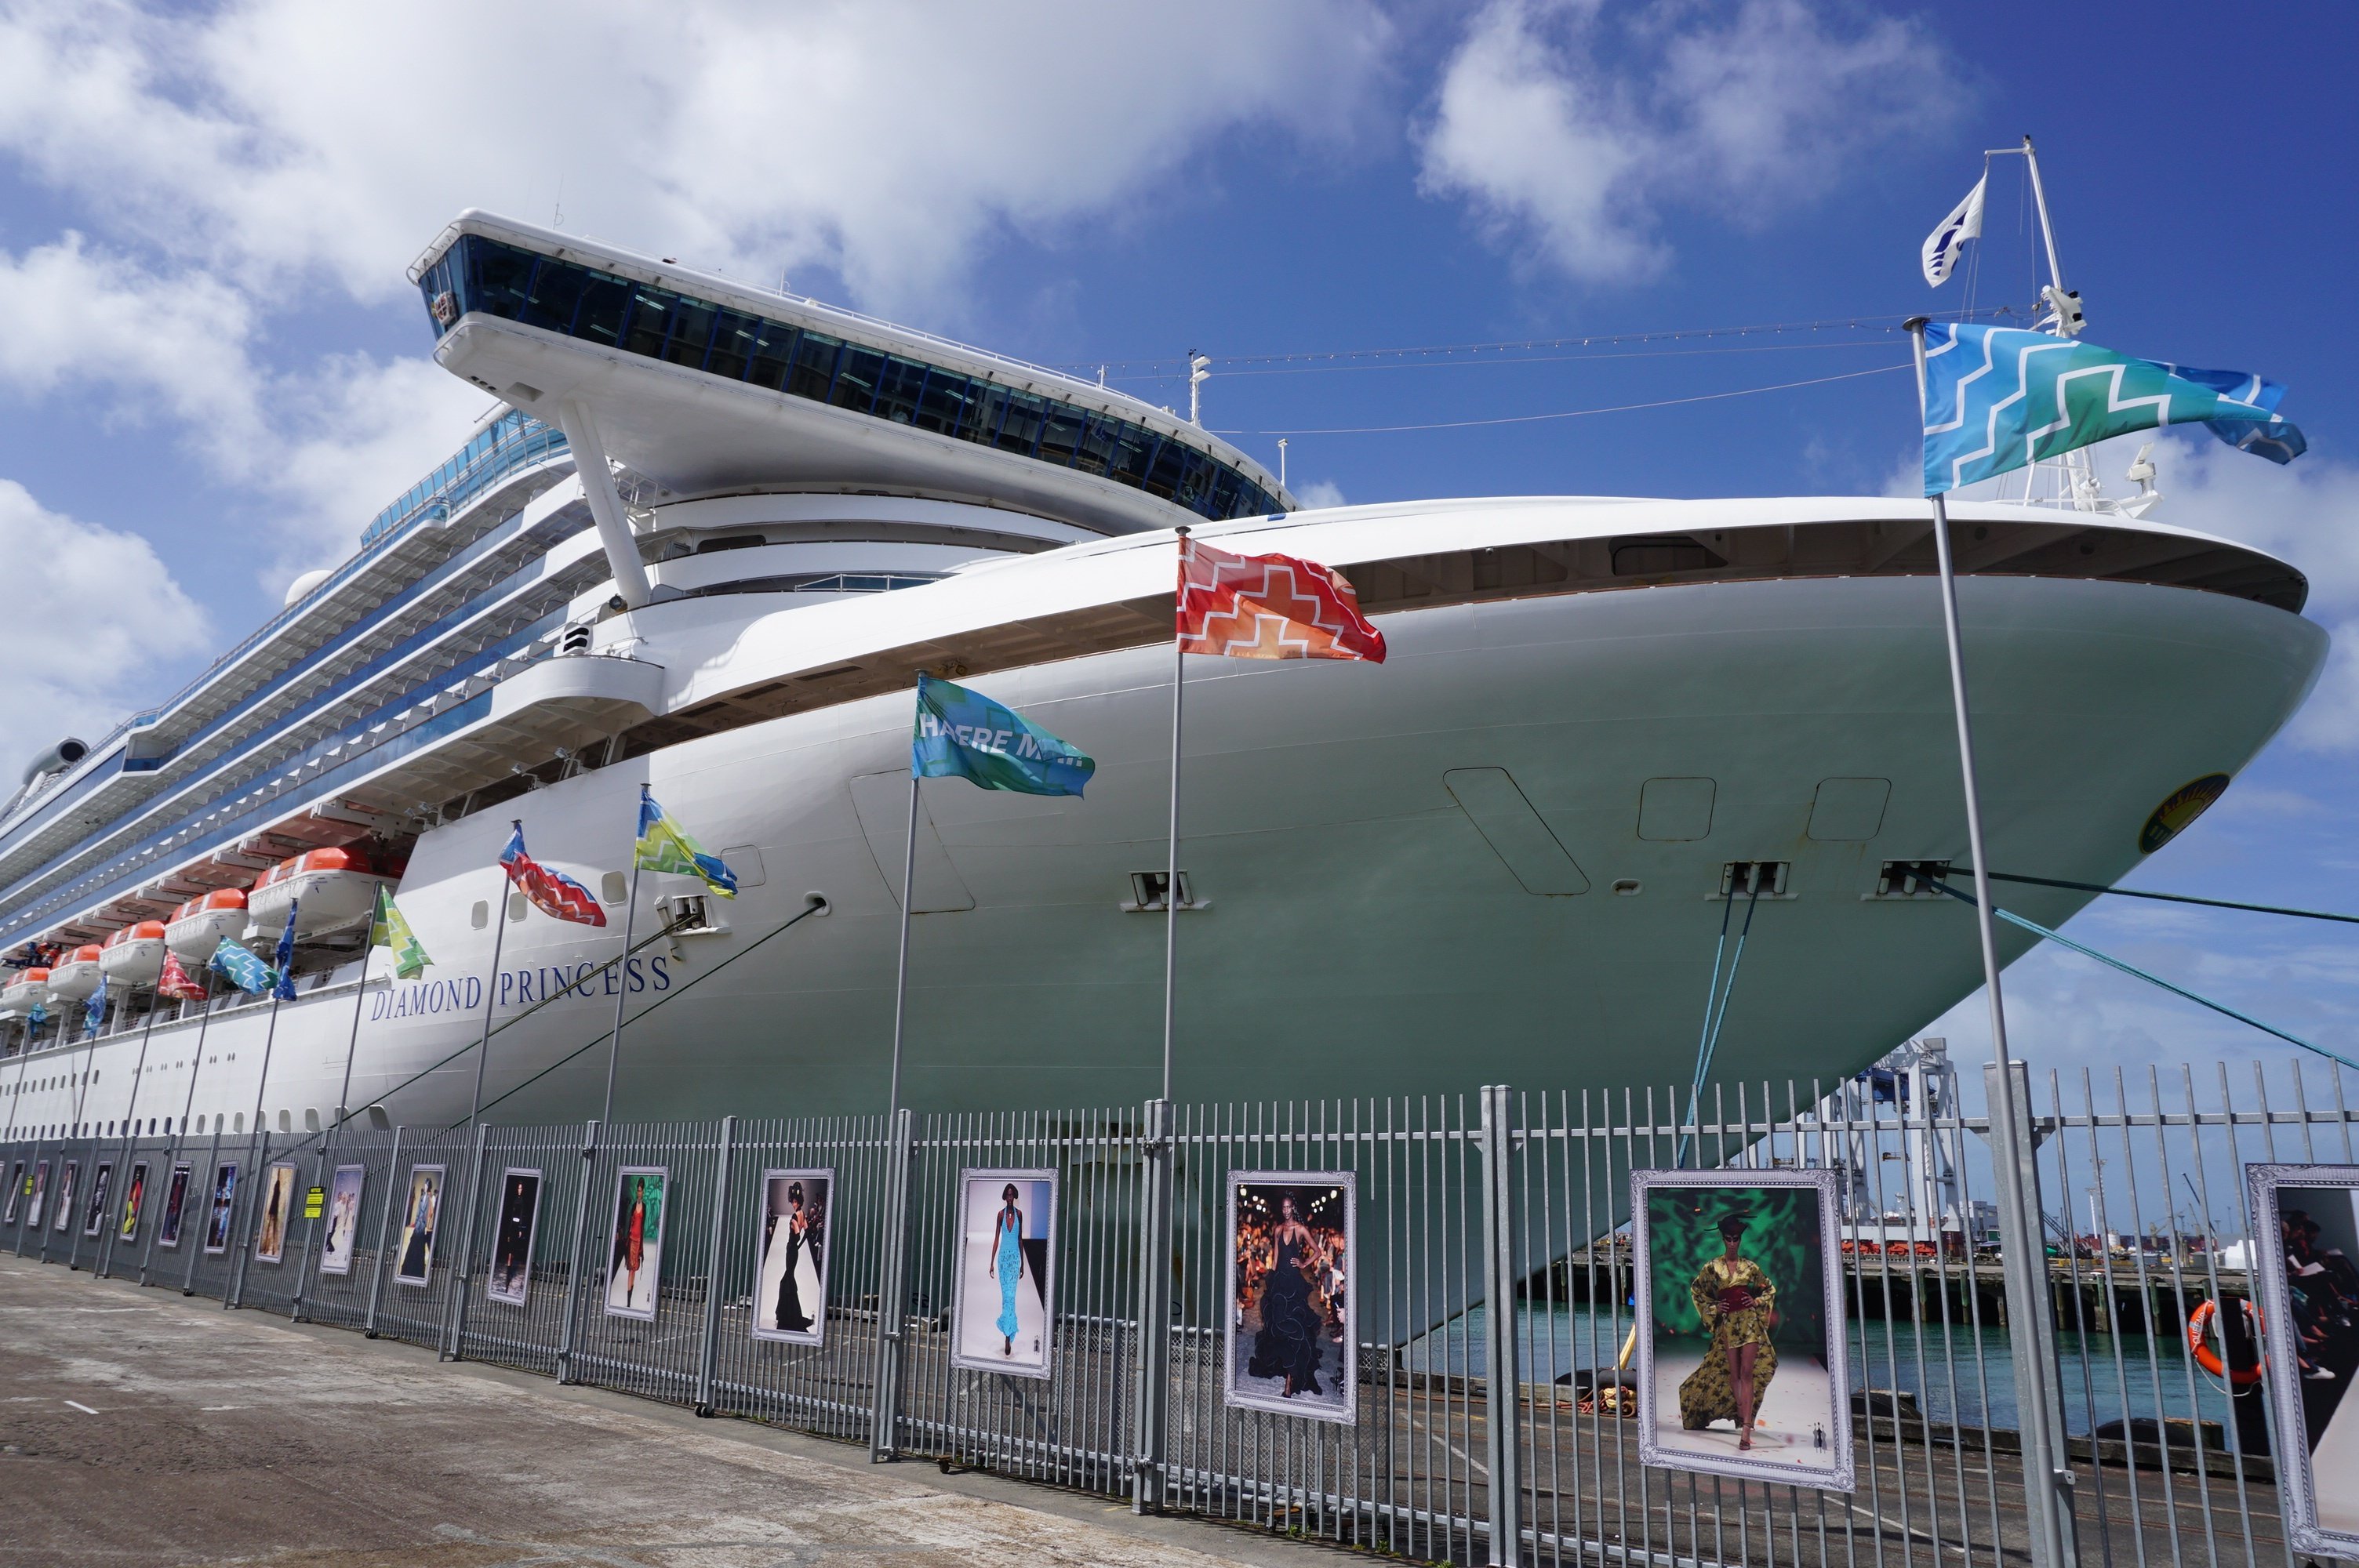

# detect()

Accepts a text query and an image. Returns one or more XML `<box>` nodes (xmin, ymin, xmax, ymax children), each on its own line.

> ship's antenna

<box><xmin>553</xmin><ymin>174</ymin><xmax>565</xmax><ymax>230</ymax></box>
<box><xmin>1278</xmin><ymin>437</ymin><xmax>1288</xmax><ymax>488</ymax></box>
<box><xmin>1187</xmin><ymin>351</ymin><xmax>1212</xmax><ymax>426</ymax></box>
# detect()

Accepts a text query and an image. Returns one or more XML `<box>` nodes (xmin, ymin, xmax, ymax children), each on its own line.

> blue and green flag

<box><xmin>634</xmin><ymin>792</ymin><xmax>737</xmax><ymax>898</ymax></box>
<box><xmin>1921</xmin><ymin>321</ymin><xmax>2306</xmax><ymax>496</ymax></box>
<box><xmin>912</xmin><ymin>673</ymin><xmax>1094</xmax><ymax>797</ymax></box>
<box><xmin>209</xmin><ymin>936</ymin><xmax>276</xmax><ymax>995</ymax></box>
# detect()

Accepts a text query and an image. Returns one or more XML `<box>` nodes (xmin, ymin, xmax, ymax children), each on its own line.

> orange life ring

<box><xmin>2186</xmin><ymin>1298</ymin><xmax>2264</xmax><ymax>1385</ymax></box>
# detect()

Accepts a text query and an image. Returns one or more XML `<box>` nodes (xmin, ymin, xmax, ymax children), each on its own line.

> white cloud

<box><xmin>1296</xmin><ymin>479</ymin><xmax>1348</xmax><ymax>510</ymax></box>
<box><xmin>1416</xmin><ymin>0</ymin><xmax>1958</xmax><ymax>283</ymax></box>
<box><xmin>0</xmin><ymin>481</ymin><xmax>209</xmax><ymax>769</ymax></box>
<box><xmin>0</xmin><ymin>0</ymin><xmax>1394</xmax><ymax>314</ymax></box>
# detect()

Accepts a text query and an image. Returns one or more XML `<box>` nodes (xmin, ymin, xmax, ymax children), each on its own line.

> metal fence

<box><xmin>5</xmin><ymin>1061</ymin><xmax>2355</xmax><ymax>1568</ymax></box>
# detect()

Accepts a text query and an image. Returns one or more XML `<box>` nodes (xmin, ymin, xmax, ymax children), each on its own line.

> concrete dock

<box><xmin>0</xmin><ymin>1254</ymin><xmax>1327</xmax><ymax>1568</ymax></box>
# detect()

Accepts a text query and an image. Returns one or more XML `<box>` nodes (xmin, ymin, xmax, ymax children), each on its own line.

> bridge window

<box><xmin>421</xmin><ymin>233</ymin><xmax>1284</xmax><ymax>521</ymax></box>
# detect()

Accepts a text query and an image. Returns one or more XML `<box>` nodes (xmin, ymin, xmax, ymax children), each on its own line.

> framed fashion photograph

<box><xmin>51</xmin><ymin>1159</ymin><xmax>78</xmax><ymax>1233</ymax></box>
<box><xmin>253</xmin><ymin>1163</ymin><xmax>298</xmax><ymax>1263</ymax></box>
<box><xmin>1633</xmin><ymin>1167</ymin><xmax>1852</xmax><ymax>1490</ymax></box>
<box><xmin>485</xmin><ymin>1167</ymin><xmax>543</xmax><ymax>1308</ymax></box>
<box><xmin>80</xmin><ymin>1160</ymin><xmax>114</xmax><ymax>1239</ymax></box>
<box><xmin>605</xmin><ymin>1166</ymin><xmax>667</xmax><ymax>1321</ymax></box>
<box><xmin>203</xmin><ymin>1162</ymin><xmax>240</xmax><ymax>1254</ymax></box>
<box><xmin>752</xmin><ymin>1168</ymin><xmax>832</xmax><ymax>1346</ymax></box>
<box><xmin>157</xmin><ymin>1163</ymin><xmax>191</xmax><ymax>1249</ymax></box>
<box><xmin>202</xmin><ymin>1162</ymin><xmax>239</xmax><ymax>1254</ymax></box>
<box><xmin>392</xmin><ymin>1163</ymin><xmax>444</xmax><ymax>1287</ymax></box>
<box><xmin>318</xmin><ymin>1165</ymin><xmax>365</xmax><ymax>1276</ymax></box>
<box><xmin>3</xmin><ymin>1158</ymin><xmax>24</xmax><ymax>1225</ymax></box>
<box><xmin>951</xmin><ymin>1168</ymin><xmax>1056</xmax><ymax>1378</ymax></box>
<box><xmin>1224</xmin><ymin>1172</ymin><xmax>1356</xmax><ymax>1424</ymax></box>
<box><xmin>23</xmin><ymin>1159</ymin><xmax>49</xmax><ymax>1231</ymax></box>
<box><xmin>118</xmin><ymin>1160</ymin><xmax>148</xmax><ymax>1243</ymax></box>
<box><xmin>2248</xmin><ymin>1164</ymin><xmax>2359</xmax><ymax>1556</ymax></box>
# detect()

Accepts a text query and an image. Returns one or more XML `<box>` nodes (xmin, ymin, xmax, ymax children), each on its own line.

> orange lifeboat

<box><xmin>45</xmin><ymin>944</ymin><xmax>104</xmax><ymax>1002</ymax></box>
<box><xmin>0</xmin><ymin>966</ymin><xmax>48</xmax><ymax>1017</ymax></box>
<box><xmin>165</xmin><ymin>887</ymin><xmax>249</xmax><ymax>962</ymax></box>
<box><xmin>245</xmin><ymin>846</ymin><xmax>390</xmax><ymax>938</ymax></box>
<box><xmin>99</xmin><ymin>920</ymin><xmax>168</xmax><ymax>987</ymax></box>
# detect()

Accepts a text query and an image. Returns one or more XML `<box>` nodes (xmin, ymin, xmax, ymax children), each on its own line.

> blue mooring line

<box><xmin>1928</xmin><ymin>877</ymin><xmax>2359</xmax><ymax>1075</ymax></box>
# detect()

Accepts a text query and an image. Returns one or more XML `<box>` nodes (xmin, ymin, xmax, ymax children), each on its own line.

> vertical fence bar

<box><xmin>1132</xmin><ymin>1095</ymin><xmax>1174</xmax><ymax>1513</ymax></box>
<box><xmin>182</xmin><ymin>1124</ymin><xmax>221</xmax><ymax>1296</ymax></box>
<box><xmin>693</xmin><ymin>1114</ymin><xmax>736</xmax><ymax>1416</ymax></box>
<box><xmin>1480</xmin><ymin>1083</ymin><xmax>1522</xmax><ymax>1566</ymax></box>
<box><xmin>362</xmin><ymin>1124</ymin><xmax>404</xmax><ymax>1335</ymax></box>
<box><xmin>288</xmin><ymin>1139</ymin><xmax>326</xmax><ymax>1323</ymax></box>
<box><xmin>869</xmin><ymin>1105</ymin><xmax>914</xmax><ymax>1461</ymax></box>
<box><xmin>442</xmin><ymin>1120</ymin><xmax>493</xmax><ymax>1360</ymax></box>
<box><xmin>554</xmin><ymin>1120</ymin><xmax>598</xmax><ymax>1383</ymax></box>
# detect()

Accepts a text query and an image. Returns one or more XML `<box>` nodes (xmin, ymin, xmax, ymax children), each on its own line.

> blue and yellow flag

<box><xmin>912</xmin><ymin>673</ymin><xmax>1093</xmax><ymax>797</ymax></box>
<box><xmin>634</xmin><ymin>792</ymin><xmax>737</xmax><ymax>898</ymax></box>
<box><xmin>1921</xmin><ymin>322</ymin><xmax>2305</xmax><ymax>496</ymax></box>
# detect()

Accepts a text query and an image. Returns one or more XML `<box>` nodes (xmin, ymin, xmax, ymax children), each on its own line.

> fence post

<box><xmin>1131</xmin><ymin>1097</ymin><xmax>1174</xmax><ymax>1514</ymax></box>
<box><xmin>227</xmin><ymin>1131</ymin><xmax>274</xmax><ymax>1310</ymax></box>
<box><xmin>362</xmin><ymin>1125</ymin><xmax>404</xmax><ymax>1335</ymax></box>
<box><xmin>1984</xmin><ymin>1060</ymin><xmax>2077</xmax><ymax>1567</ymax></box>
<box><xmin>555</xmin><ymin>1120</ymin><xmax>599</xmax><ymax>1385</ymax></box>
<box><xmin>289</xmin><ymin>1140</ymin><xmax>330</xmax><ymax>1323</ymax></box>
<box><xmin>1479</xmin><ymin>1084</ymin><xmax>1524</xmax><ymax>1567</ymax></box>
<box><xmin>694</xmin><ymin>1114</ymin><xmax>737</xmax><ymax>1416</ymax></box>
<box><xmin>868</xmin><ymin>1105</ymin><xmax>914</xmax><ymax>1462</ymax></box>
<box><xmin>183</xmin><ymin>1125</ymin><xmax>222</xmax><ymax>1296</ymax></box>
<box><xmin>442</xmin><ymin>1120</ymin><xmax>494</xmax><ymax>1361</ymax></box>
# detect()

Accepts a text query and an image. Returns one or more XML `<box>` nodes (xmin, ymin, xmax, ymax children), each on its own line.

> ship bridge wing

<box><xmin>407</xmin><ymin>212</ymin><xmax>1290</xmax><ymax>538</ymax></box>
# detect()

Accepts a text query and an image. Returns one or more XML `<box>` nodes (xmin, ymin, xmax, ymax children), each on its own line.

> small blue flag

<box><xmin>27</xmin><ymin>1001</ymin><xmax>45</xmax><ymax>1029</ymax></box>
<box><xmin>83</xmin><ymin>972</ymin><xmax>107</xmax><ymax>1040</ymax></box>
<box><xmin>209</xmin><ymin>937</ymin><xmax>276</xmax><ymax>995</ymax></box>
<box><xmin>271</xmin><ymin>902</ymin><xmax>299</xmax><ymax>1002</ymax></box>
<box><xmin>1921</xmin><ymin>321</ymin><xmax>2306</xmax><ymax>496</ymax></box>
<box><xmin>911</xmin><ymin>673</ymin><xmax>1094</xmax><ymax>797</ymax></box>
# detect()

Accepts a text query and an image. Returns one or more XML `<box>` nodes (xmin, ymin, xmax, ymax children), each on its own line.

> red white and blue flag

<box><xmin>500</xmin><ymin>822</ymin><xmax>608</xmax><ymax>927</ymax></box>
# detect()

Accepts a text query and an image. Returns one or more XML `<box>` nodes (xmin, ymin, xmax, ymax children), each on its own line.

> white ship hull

<box><xmin>10</xmin><ymin>555</ymin><xmax>2321</xmax><ymax>1141</ymax></box>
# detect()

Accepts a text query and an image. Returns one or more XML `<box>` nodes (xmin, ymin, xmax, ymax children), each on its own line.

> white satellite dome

<box><xmin>282</xmin><ymin>567</ymin><xmax>336</xmax><ymax>608</ymax></box>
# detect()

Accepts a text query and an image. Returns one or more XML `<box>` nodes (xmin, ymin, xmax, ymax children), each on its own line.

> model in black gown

<box><xmin>1248</xmin><ymin>1197</ymin><xmax>1328</xmax><ymax>1397</ymax></box>
<box><xmin>775</xmin><ymin>1184</ymin><xmax>812</xmax><ymax>1334</ymax></box>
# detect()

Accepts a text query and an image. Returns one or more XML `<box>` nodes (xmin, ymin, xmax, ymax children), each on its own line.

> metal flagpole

<box><xmin>147</xmin><ymin>975</ymin><xmax>217</xmax><ymax>1285</ymax></box>
<box><xmin>1161</xmin><ymin>526</ymin><xmax>1190</xmax><ymax>1102</ymax></box>
<box><xmin>885</xmin><ymin>742</ymin><xmax>920</xmax><ymax>1123</ymax></box>
<box><xmin>1908</xmin><ymin>317</ymin><xmax>2075</xmax><ymax>1568</ymax></box>
<box><xmin>599</xmin><ymin>789</ymin><xmax>649</xmax><ymax>1130</ymax></box>
<box><xmin>326</xmin><ymin>946</ymin><xmax>376</xmax><ymax>1149</ymax></box>
<box><xmin>470</xmin><ymin>830</ymin><xmax>518</xmax><ymax>1125</ymax></box>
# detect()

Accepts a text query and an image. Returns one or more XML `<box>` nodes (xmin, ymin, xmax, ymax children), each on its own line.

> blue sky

<box><xmin>0</xmin><ymin>0</ymin><xmax>2356</xmax><ymax>1102</ymax></box>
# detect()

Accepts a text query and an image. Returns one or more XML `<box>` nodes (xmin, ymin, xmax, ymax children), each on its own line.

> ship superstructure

<box><xmin>0</xmin><ymin>213</ymin><xmax>2328</xmax><ymax>1149</ymax></box>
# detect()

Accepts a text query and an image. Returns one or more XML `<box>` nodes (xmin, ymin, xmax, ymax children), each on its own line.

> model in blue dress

<box><xmin>990</xmin><ymin>1184</ymin><xmax>1024</xmax><ymax>1356</ymax></box>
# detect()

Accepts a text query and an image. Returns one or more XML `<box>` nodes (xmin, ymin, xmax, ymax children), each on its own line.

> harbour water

<box><xmin>1413</xmin><ymin>1305</ymin><xmax>2244</xmax><ymax>1436</ymax></box>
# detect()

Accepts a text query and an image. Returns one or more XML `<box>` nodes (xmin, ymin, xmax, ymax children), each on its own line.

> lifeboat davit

<box><xmin>0</xmin><ymin>967</ymin><xmax>48</xmax><ymax>1017</ymax></box>
<box><xmin>99</xmin><ymin>920</ymin><xmax>168</xmax><ymax>987</ymax></box>
<box><xmin>165</xmin><ymin>888</ymin><xmax>249</xmax><ymax>961</ymax></box>
<box><xmin>43</xmin><ymin>946</ymin><xmax>102</xmax><ymax>1002</ymax></box>
<box><xmin>245</xmin><ymin>846</ymin><xmax>388</xmax><ymax>938</ymax></box>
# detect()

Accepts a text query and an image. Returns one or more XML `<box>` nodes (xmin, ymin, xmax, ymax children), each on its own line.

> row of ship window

<box><xmin>419</xmin><ymin>234</ymin><xmax>1284</xmax><ymax>522</ymax></box>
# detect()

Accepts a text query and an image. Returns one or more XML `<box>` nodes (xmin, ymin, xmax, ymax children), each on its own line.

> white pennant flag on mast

<box><xmin>1920</xmin><ymin>172</ymin><xmax>1986</xmax><ymax>286</ymax></box>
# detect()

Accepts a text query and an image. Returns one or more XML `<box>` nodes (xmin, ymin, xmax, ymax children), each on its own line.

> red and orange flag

<box><xmin>1175</xmin><ymin>535</ymin><xmax>1386</xmax><ymax>663</ymax></box>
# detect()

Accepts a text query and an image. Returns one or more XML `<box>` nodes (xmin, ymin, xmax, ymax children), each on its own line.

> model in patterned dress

<box><xmin>1679</xmin><ymin>1213</ymin><xmax>1777</xmax><ymax>1448</ymax></box>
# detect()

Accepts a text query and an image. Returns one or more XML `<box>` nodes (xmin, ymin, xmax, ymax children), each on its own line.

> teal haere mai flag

<box><xmin>1921</xmin><ymin>321</ymin><xmax>2306</xmax><ymax>497</ymax></box>
<box><xmin>912</xmin><ymin>673</ymin><xmax>1094</xmax><ymax>797</ymax></box>
<box><xmin>208</xmin><ymin>936</ymin><xmax>276</xmax><ymax>995</ymax></box>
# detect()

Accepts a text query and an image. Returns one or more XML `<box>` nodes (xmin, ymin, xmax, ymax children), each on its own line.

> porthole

<box><xmin>471</xmin><ymin>900</ymin><xmax>489</xmax><ymax>930</ymax></box>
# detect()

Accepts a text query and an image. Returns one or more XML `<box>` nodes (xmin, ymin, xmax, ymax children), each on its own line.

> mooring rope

<box><xmin>1927</xmin><ymin>877</ymin><xmax>2359</xmax><ymax>1074</ymax></box>
<box><xmin>1678</xmin><ymin>877</ymin><xmax>1764</xmax><ymax>1164</ymax></box>
<box><xmin>1970</xmin><ymin>869</ymin><xmax>2359</xmax><ymax>927</ymax></box>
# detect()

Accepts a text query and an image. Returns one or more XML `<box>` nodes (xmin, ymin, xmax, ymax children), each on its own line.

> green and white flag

<box><xmin>369</xmin><ymin>884</ymin><xmax>432</xmax><ymax>979</ymax></box>
<box><xmin>634</xmin><ymin>791</ymin><xmax>737</xmax><ymax>897</ymax></box>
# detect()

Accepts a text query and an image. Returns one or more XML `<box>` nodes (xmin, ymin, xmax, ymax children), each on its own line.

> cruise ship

<box><xmin>0</xmin><ymin>212</ymin><xmax>2328</xmax><ymax>1148</ymax></box>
